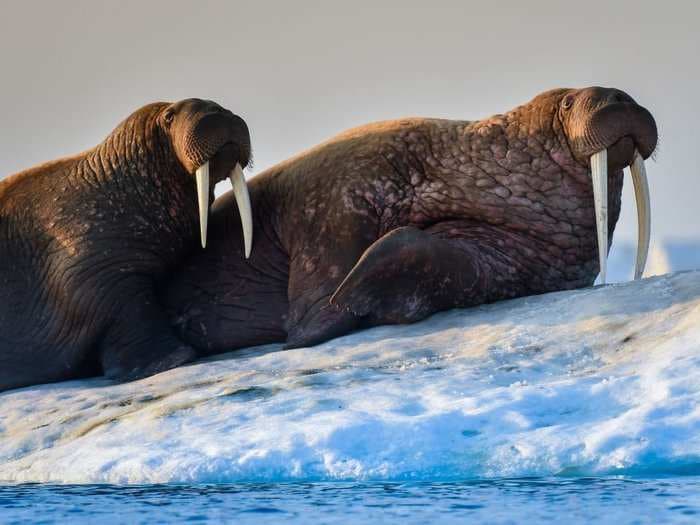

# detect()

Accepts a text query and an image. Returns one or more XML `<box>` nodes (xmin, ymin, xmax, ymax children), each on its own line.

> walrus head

<box><xmin>557</xmin><ymin>87</ymin><xmax>658</xmax><ymax>283</ymax></box>
<box><xmin>160</xmin><ymin>98</ymin><xmax>253</xmax><ymax>256</ymax></box>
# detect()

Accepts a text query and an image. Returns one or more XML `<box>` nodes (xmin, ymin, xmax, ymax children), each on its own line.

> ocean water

<box><xmin>2</xmin><ymin>478</ymin><xmax>700</xmax><ymax>524</ymax></box>
<box><xmin>2</xmin><ymin>270</ymin><xmax>700</xmax><ymax>521</ymax></box>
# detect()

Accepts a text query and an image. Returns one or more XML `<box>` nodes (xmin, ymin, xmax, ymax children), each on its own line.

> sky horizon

<box><xmin>1</xmin><ymin>0</ymin><xmax>698</xmax><ymax>242</ymax></box>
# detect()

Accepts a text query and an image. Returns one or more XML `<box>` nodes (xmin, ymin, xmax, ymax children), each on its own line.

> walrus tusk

<box><xmin>195</xmin><ymin>161</ymin><xmax>210</xmax><ymax>249</ymax></box>
<box><xmin>230</xmin><ymin>163</ymin><xmax>253</xmax><ymax>259</ymax></box>
<box><xmin>630</xmin><ymin>151</ymin><xmax>651</xmax><ymax>280</ymax></box>
<box><xmin>590</xmin><ymin>149</ymin><xmax>608</xmax><ymax>285</ymax></box>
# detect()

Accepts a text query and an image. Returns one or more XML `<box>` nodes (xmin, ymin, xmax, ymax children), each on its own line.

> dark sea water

<box><xmin>1</xmin><ymin>477</ymin><xmax>699</xmax><ymax>524</ymax></box>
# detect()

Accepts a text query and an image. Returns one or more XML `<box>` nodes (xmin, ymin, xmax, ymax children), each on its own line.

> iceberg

<box><xmin>2</xmin><ymin>271</ymin><xmax>700</xmax><ymax>484</ymax></box>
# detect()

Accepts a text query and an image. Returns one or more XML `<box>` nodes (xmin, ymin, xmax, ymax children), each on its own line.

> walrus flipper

<box><xmin>100</xmin><ymin>291</ymin><xmax>197</xmax><ymax>382</ymax></box>
<box><xmin>284</xmin><ymin>227</ymin><xmax>374</xmax><ymax>348</ymax></box>
<box><xmin>330</xmin><ymin>225</ymin><xmax>485</xmax><ymax>325</ymax></box>
<box><xmin>284</xmin><ymin>273</ymin><xmax>358</xmax><ymax>349</ymax></box>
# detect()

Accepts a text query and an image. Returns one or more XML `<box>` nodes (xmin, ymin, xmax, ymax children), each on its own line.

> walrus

<box><xmin>0</xmin><ymin>99</ymin><xmax>253</xmax><ymax>391</ymax></box>
<box><xmin>164</xmin><ymin>86</ymin><xmax>657</xmax><ymax>353</ymax></box>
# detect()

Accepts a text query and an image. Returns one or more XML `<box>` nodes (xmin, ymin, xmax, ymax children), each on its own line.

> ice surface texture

<box><xmin>2</xmin><ymin>271</ymin><xmax>700</xmax><ymax>483</ymax></box>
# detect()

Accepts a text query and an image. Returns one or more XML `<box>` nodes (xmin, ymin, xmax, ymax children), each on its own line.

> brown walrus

<box><xmin>0</xmin><ymin>99</ymin><xmax>253</xmax><ymax>391</ymax></box>
<box><xmin>165</xmin><ymin>86</ymin><xmax>657</xmax><ymax>353</ymax></box>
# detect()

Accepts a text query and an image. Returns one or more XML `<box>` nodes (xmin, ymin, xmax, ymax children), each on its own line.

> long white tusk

<box><xmin>590</xmin><ymin>149</ymin><xmax>609</xmax><ymax>285</ymax></box>
<box><xmin>630</xmin><ymin>151</ymin><xmax>651</xmax><ymax>280</ymax></box>
<box><xmin>195</xmin><ymin>161</ymin><xmax>210</xmax><ymax>249</ymax></box>
<box><xmin>230</xmin><ymin>163</ymin><xmax>253</xmax><ymax>259</ymax></box>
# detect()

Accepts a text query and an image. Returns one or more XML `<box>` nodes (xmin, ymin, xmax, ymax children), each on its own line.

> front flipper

<box><xmin>100</xmin><ymin>290</ymin><xmax>197</xmax><ymax>382</ymax></box>
<box><xmin>330</xmin><ymin>226</ymin><xmax>483</xmax><ymax>325</ymax></box>
<box><xmin>284</xmin><ymin>218</ymin><xmax>378</xmax><ymax>349</ymax></box>
<box><xmin>285</xmin><ymin>258</ymin><xmax>360</xmax><ymax>349</ymax></box>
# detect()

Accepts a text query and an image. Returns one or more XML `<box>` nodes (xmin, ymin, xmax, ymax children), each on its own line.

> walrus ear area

<box><xmin>556</xmin><ymin>89</ymin><xmax>580</xmax><ymax>122</ymax></box>
<box><xmin>162</xmin><ymin>107</ymin><xmax>175</xmax><ymax>127</ymax></box>
<box><xmin>561</xmin><ymin>94</ymin><xmax>575</xmax><ymax>110</ymax></box>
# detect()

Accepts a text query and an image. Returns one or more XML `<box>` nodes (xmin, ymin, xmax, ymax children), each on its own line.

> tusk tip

<box><xmin>230</xmin><ymin>163</ymin><xmax>254</xmax><ymax>261</ymax></box>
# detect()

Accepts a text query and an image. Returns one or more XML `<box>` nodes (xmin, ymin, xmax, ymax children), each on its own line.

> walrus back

<box><xmin>0</xmin><ymin>155</ymin><xmax>81</xmax><ymax>201</ymax></box>
<box><xmin>0</xmin><ymin>155</ymin><xmax>83</xmax><ymax>358</ymax></box>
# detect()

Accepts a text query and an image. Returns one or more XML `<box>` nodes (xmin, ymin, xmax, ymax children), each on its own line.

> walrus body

<box><xmin>0</xmin><ymin>99</ymin><xmax>251</xmax><ymax>391</ymax></box>
<box><xmin>166</xmin><ymin>86</ymin><xmax>658</xmax><ymax>353</ymax></box>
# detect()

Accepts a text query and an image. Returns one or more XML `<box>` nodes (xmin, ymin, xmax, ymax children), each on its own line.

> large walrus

<box><xmin>0</xmin><ymin>99</ymin><xmax>253</xmax><ymax>391</ymax></box>
<box><xmin>165</xmin><ymin>86</ymin><xmax>657</xmax><ymax>353</ymax></box>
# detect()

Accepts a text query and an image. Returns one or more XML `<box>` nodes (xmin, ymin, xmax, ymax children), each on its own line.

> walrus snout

<box><xmin>181</xmin><ymin>108</ymin><xmax>251</xmax><ymax>176</ymax></box>
<box><xmin>586</xmin><ymin>102</ymin><xmax>657</xmax><ymax>168</ymax></box>
<box><xmin>564</xmin><ymin>87</ymin><xmax>658</xmax><ymax>169</ymax></box>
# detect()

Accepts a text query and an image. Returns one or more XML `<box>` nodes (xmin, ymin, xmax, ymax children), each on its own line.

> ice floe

<box><xmin>1</xmin><ymin>271</ymin><xmax>700</xmax><ymax>483</ymax></box>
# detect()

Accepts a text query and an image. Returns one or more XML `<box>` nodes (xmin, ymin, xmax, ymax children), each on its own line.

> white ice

<box><xmin>1</xmin><ymin>270</ymin><xmax>700</xmax><ymax>484</ymax></box>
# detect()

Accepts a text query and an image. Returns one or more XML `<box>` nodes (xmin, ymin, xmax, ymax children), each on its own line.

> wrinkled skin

<box><xmin>164</xmin><ymin>87</ymin><xmax>657</xmax><ymax>353</ymax></box>
<box><xmin>0</xmin><ymin>99</ymin><xmax>250</xmax><ymax>391</ymax></box>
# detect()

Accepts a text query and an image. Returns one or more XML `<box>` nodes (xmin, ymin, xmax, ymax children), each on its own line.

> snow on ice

<box><xmin>1</xmin><ymin>270</ymin><xmax>700</xmax><ymax>483</ymax></box>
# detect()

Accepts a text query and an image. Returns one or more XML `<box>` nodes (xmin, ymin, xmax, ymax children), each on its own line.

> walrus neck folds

<box><xmin>82</xmin><ymin>105</ymin><xmax>178</xmax><ymax>186</ymax></box>
<box><xmin>74</xmin><ymin>105</ymin><xmax>198</xmax><ymax>248</ymax></box>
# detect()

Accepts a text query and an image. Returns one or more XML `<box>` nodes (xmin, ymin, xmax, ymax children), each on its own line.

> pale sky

<box><xmin>1</xmin><ymin>0</ymin><xmax>698</xmax><ymax>241</ymax></box>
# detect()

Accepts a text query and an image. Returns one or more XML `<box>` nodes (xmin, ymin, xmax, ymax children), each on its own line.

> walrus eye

<box><xmin>163</xmin><ymin>109</ymin><xmax>175</xmax><ymax>126</ymax></box>
<box><xmin>562</xmin><ymin>95</ymin><xmax>574</xmax><ymax>110</ymax></box>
